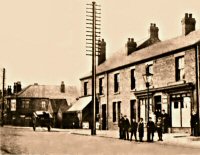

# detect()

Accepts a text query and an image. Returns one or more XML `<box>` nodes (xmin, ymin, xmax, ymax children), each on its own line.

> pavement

<box><xmin>54</xmin><ymin>128</ymin><xmax>200</xmax><ymax>149</ymax></box>
<box><xmin>3</xmin><ymin>126</ymin><xmax>200</xmax><ymax>149</ymax></box>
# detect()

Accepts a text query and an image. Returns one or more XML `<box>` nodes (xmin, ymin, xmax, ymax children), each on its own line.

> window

<box><xmin>113</xmin><ymin>101</ymin><xmax>121</xmax><ymax>123</ymax></box>
<box><xmin>99</xmin><ymin>77</ymin><xmax>104</xmax><ymax>95</ymax></box>
<box><xmin>84</xmin><ymin>82</ymin><xmax>88</xmax><ymax>96</ymax></box>
<box><xmin>114</xmin><ymin>73</ymin><xmax>120</xmax><ymax>93</ymax></box>
<box><xmin>174</xmin><ymin>102</ymin><xmax>178</xmax><ymax>109</ymax></box>
<box><xmin>41</xmin><ymin>101</ymin><xmax>46</xmax><ymax>109</ymax></box>
<box><xmin>25</xmin><ymin>101</ymin><xmax>29</xmax><ymax>109</ymax></box>
<box><xmin>146</xmin><ymin>64</ymin><xmax>153</xmax><ymax>75</ymax></box>
<box><xmin>130</xmin><ymin>69</ymin><xmax>136</xmax><ymax>90</ymax></box>
<box><xmin>175</xmin><ymin>56</ymin><xmax>185</xmax><ymax>81</ymax></box>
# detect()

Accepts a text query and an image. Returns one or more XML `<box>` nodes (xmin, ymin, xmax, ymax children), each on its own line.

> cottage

<box><xmin>6</xmin><ymin>82</ymin><xmax>79</xmax><ymax>128</ymax></box>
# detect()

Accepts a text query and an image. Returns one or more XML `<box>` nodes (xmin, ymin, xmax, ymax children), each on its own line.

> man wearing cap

<box><xmin>123</xmin><ymin>115</ymin><xmax>130</xmax><ymax>140</ymax></box>
<box><xmin>147</xmin><ymin>117</ymin><xmax>155</xmax><ymax>142</ymax></box>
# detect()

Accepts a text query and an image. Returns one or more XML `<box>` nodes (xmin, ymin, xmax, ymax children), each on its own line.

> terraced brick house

<box><xmin>79</xmin><ymin>13</ymin><xmax>200</xmax><ymax>133</ymax></box>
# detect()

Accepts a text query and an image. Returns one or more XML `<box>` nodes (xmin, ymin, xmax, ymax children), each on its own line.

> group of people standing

<box><xmin>119</xmin><ymin>110</ymin><xmax>169</xmax><ymax>142</ymax></box>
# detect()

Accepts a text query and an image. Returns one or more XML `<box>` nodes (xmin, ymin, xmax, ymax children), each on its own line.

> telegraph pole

<box><xmin>1</xmin><ymin>68</ymin><xmax>5</xmax><ymax>127</ymax></box>
<box><xmin>86</xmin><ymin>1</ymin><xmax>101</xmax><ymax>135</ymax></box>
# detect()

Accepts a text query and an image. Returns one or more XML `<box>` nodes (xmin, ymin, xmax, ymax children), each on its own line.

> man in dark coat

<box><xmin>123</xmin><ymin>115</ymin><xmax>130</xmax><ymax>140</ymax></box>
<box><xmin>130</xmin><ymin>118</ymin><xmax>138</xmax><ymax>141</ymax></box>
<box><xmin>118</xmin><ymin>113</ymin><xmax>124</xmax><ymax>139</ymax></box>
<box><xmin>138</xmin><ymin>118</ymin><xmax>144</xmax><ymax>142</ymax></box>
<box><xmin>147</xmin><ymin>117</ymin><xmax>155</xmax><ymax>142</ymax></box>
<box><xmin>161</xmin><ymin>110</ymin><xmax>169</xmax><ymax>133</ymax></box>
<box><xmin>191</xmin><ymin>110</ymin><xmax>198</xmax><ymax>136</ymax></box>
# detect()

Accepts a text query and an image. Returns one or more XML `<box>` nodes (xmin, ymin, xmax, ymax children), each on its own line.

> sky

<box><xmin>0</xmin><ymin>0</ymin><xmax>199</xmax><ymax>89</ymax></box>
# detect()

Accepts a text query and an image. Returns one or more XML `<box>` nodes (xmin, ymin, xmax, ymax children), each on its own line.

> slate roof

<box><xmin>81</xmin><ymin>29</ymin><xmax>200</xmax><ymax>79</ymax></box>
<box><xmin>17</xmin><ymin>84</ymin><xmax>79</xmax><ymax>105</ymax></box>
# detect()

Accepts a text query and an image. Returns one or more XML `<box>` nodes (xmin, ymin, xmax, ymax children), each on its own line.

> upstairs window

<box><xmin>84</xmin><ymin>81</ymin><xmax>88</xmax><ymax>96</ymax></box>
<box><xmin>114</xmin><ymin>73</ymin><xmax>120</xmax><ymax>93</ymax></box>
<box><xmin>41</xmin><ymin>101</ymin><xmax>46</xmax><ymax>109</ymax></box>
<box><xmin>146</xmin><ymin>64</ymin><xmax>153</xmax><ymax>75</ymax></box>
<box><xmin>175</xmin><ymin>56</ymin><xmax>185</xmax><ymax>81</ymax></box>
<box><xmin>131</xmin><ymin>69</ymin><xmax>136</xmax><ymax>90</ymax></box>
<box><xmin>99</xmin><ymin>77</ymin><xmax>104</xmax><ymax>95</ymax></box>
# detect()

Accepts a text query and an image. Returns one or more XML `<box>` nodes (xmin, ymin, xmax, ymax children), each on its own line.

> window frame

<box><xmin>114</xmin><ymin>73</ymin><xmax>120</xmax><ymax>93</ymax></box>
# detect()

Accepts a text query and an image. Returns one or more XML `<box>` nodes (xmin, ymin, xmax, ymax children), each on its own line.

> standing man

<box><xmin>119</xmin><ymin>113</ymin><xmax>124</xmax><ymax>139</ymax></box>
<box><xmin>156</xmin><ymin>117</ymin><xmax>163</xmax><ymax>141</ymax></box>
<box><xmin>147</xmin><ymin>117</ymin><xmax>155</xmax><ymax>142</ymax></box>
<box><xmin>162</xmin><ymin>110</ymin><xmax>169</xmax><ymax>133</ymax></box>
<box><xmin>138</xmin><ymin>118</ymin><xmax>144</xmax><ymax>142</ymax></box>
<box><xmin>191</xmin><ymin>110</ymin><xmax>198</xmax><ymax>136</ymax></box>
<box><xmin>130</xmin><ymin>118</ymin><xmax>138</xmax><ymax>141</ymax></box>
<box><xmin>123</xmin><ymin>115</ymin><xmax>130</xmax><ymax>140</ymax></box>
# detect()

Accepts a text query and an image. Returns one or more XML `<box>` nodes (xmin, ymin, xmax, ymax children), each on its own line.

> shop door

<box><xmin>171</xmin><ymin>101</ymin><xmax>181</xmax><ymax>127</ymax></box>
<box><xmin>140</xmin><ymin>100</ymin><xmax>146</xmax><ymax>122</ymax></box>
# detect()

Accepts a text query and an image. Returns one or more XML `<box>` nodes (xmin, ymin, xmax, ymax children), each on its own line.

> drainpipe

<box><xmin>106</xmin><ymin>72</ymin><xmax>109</xmax><ymax>130</ymax></box>
<box><xmin>195</xmin><ymin>42</ymin><xmax>200</xmax><ymax>136</ymax></box>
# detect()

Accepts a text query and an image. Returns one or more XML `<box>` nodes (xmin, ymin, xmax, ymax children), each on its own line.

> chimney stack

<box><xmin>127</xmin><ymin>38</ymin><xmax>137</xmax><ymax>55</ymax></box>
<box><xmin>150</xmin><ymin>23</ymin><xmax>159</xmax><ymax>39</ymax></box>
<box><xmin>181</xmin><ymin>13</ymin><xmax>196</xmax><ymax>35</ymax></box>
<box><xmin>60</xmin><ymin>81</ymin><xmax>65</xmax><ymax>93</ymax></box>
<box><xmin>98</xmin><ymin>39</ymin><xmax>106</xmax><ymax>65</ymax></box>
<box><xmin>7</xmin><ymin>86</ymin><xmax>12</xmax><ymax>95</ymax></box>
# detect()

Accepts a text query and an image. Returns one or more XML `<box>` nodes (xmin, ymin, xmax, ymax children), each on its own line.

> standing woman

<box><xmin>138</xmin><ymin>118</ymin><xmax>144</xmax><ymax>142</ymax></box>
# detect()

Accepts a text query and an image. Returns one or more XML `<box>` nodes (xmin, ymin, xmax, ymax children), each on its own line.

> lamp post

<box><xmin>142</xmin><ymin>72</ymin><xmax>153</xmax><ymax>123</ymax></box>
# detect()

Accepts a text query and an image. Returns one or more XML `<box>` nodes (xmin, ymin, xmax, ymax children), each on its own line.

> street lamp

<box><xmin>142</xmin><ymin>72</ymin><xmax>153</xmax><ymax>123</ymax></box>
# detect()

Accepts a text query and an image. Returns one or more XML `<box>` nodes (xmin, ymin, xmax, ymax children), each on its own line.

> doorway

<box><xmin>130</xmin><ymin>100</ymin><xmax>136</xmax><ymax>121</ymax></box>
<box><xmin>102</xmin><ymin>104</ymin><xmax>106</xmax><ymax>130</ymax></box>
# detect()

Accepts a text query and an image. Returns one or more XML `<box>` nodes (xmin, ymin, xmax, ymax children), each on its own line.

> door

<box><xmin>102</xmin><ymin>104</ymin><xmax>106</xmax><ymax>130</ymax></box>
<box><xmin>171</xmin><ymin>97</ymin><xmax>191</xmax><ymax>127</ymax></box>
<box><xmin>130</xmin><ymin>100</ymin><xmax>136</xmax><ymax>121</ymax></box>
<box><xmin>171</xmin><ymin>101</ymin><xmax>181</xmax><ymax>127</ymax></box>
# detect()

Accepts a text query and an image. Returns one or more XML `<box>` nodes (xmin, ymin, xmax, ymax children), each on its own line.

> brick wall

<box><xmin>80</xmin><ymin>47</ymin><xmax>197</xmax><ymax>130</ymax></box>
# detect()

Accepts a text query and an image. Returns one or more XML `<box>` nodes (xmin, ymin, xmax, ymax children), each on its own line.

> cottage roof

<box><xmin>17</xmin><ymin>85</ymin><xmax>79</xmax><ymax>104</ymax></box>
<box><xmin>81</xmin><ymin>29</ymin><xmax>200</xmax><ymax>79</ymax></box>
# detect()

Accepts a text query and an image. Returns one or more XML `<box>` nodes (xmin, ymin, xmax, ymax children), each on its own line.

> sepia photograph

<box><xmin>0</xmin><ymin>0</ymin><xmax>200</xmax><ymax>154</ymax></box>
